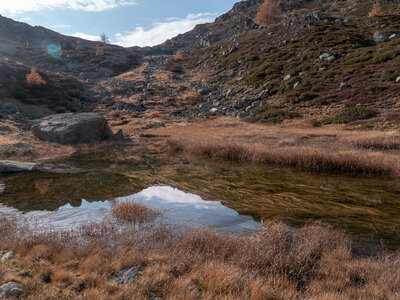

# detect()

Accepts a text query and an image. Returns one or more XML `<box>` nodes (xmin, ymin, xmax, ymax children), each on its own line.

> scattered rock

<box><xmin>210</xmin><ymin>108</ymin><xmax>218</xmax><ymax>114</ymax></box>
<box><xmin>373</xmin><ymin>31</ymin><xmax>388</xmax><ymax>43</ymax></box>
<box><xmin>326</xmin><ymin>55</ymin><xmax>336</xmax><ymax>63</ymax></box>
<box><xmin>237</xmin><ymin>111</ymin><xmax>250</xmax><ymax>118</ymax></box>
<box><xmin>0</xmin><ymin>160</ymin><xmax>35</xmax><ymax>176</ymax></box>
<box><xmin>110</xmin><ymin>129</ymin><xmax>124</xmax><ymax>141</ymax></box>
<box><xmin>2</xmin><ymin>102</ymin><xmax>18</xmax><ymax>114</ymax></box>
<box><xmin>109</xmin><ymin>266</ymin><xmax>144</xmax><ymax>285</ymax></box>
<box><xmin>1</xmin><ymin>251</ymin><xmax>15</xmax><ymax>261</ymax></box>
<box><xmin>284</xmin><ymin>74</ymin><xmax>292</xmax><ymax>81</ymax></box>
<box><xmin>0</xmin><ymin>125</ymin><xmax>11</xmax><ymax>132</ymax></box>
<box><xmin>396</xmin><ymin>76</ymin><xmax>400</xmax><ymax>83</ymax></box>
<box><xmin>339</xmin><ymin>82</ymin><xmax>351</xmax><ymax>91</ymax></box>
<box><xmin>319</xmin><ymin>53</ymin><xmax>330</xmax><ymax>60</ymax></box>
<box><xmin>0</xmin><ymin>281</ymin><xmax>25</xmax><ymax>298</ymax></box>
<box><xmin>389</xmin><ymin>33</ymin><xmax>399</xmax><ymax>40</ymax></box>
<box><xmin>32</xmin><ymin>113</ymin><xmax>113</xmax><ymax>144</ymax></box>
<box><xmin>12</xmin><ymin>142</ymin><xmax>30</xmax><ymax>149</ymax></box>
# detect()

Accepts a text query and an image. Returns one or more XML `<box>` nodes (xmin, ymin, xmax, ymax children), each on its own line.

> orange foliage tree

<box><xmin>254</xmin><ymin>0</ymin><xmax>282</xmax><ymax>27</ymax></box>
<box><xmin>26</xmin><ymin>68</ymin><xmax>46</xmax><ymax>86</ymax></box>
<box><xmin>173</xmin><ymin>50</ymin><xmax>185</xmax><ymax>61</ymax></box>
<box><xmin>368</xmin><ymin>1</ymin><xmax>384</xmax><ymax>18</ymax></box>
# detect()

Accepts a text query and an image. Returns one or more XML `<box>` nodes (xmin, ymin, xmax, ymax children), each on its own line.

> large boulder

<box><xmin>0</xmin><ymin>160</ymin><xmax>35</xmax><ymax>176</ymax></box>
<box><xmin>32</xmin><ymin>113</ymin><xmax>113</xmax><ymax>144</ymax></box>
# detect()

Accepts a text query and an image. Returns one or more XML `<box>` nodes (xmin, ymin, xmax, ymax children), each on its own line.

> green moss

<box><xmin>323</xmin><ymin>107</ymin><xmax>377</xmax><ymax>124</ymax></box>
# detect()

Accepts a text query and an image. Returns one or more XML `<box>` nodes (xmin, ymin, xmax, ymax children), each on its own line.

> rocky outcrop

<box><xmin>0</xmin><ymin>160</ymin><xmax>35</xmax><ymax>175</ymax></box>
<box><xmin>32</xmin><ymin>113</ymin><xmax>113</xmax><ymax>144</ymax></box>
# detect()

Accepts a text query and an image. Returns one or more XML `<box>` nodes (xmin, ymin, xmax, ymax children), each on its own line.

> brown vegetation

<box><xmin>148</xmin><ymin>111</ymin><xmax>161</xmax><ymax>118</ymax></box>
<box><xmin>368</xmin><ymin>1</ymin><xmax>384</xmax><ymax>18</ymax></box>
<box><xmin>173</xmin><ymin>50</ymin><xmax>185</xmax><ymax>61</ymax></box>
<box><xmin>111</xmin><ymin>200</ymin><xmax>160</xmax><ymax>225</ymax></box>
<box><xmin>0</xmin><ymin>210</ymin><xmax>399</xmax><ymax>299</ymax></box>
<box><xmin>254</xmin><ymin>0</ymin><xmax>282</xmax><ymax>27</ymax></box>
<box><xmin>26</xmin><ymin>68</ymin><xmax>46</xmax><ymax>86</ymax></box>
<box><xmin>167</xmin><ymin>137</ymin><xmax>398</xmax><ymax>176</ymax></box>
<box><xmin>149</xmin><ymin>119</ymin><xmax>400</xmax><ymax>176</ymax></box>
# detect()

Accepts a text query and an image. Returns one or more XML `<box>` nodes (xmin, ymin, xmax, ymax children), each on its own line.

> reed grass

<box><xmin>167</xmin><ymin>137</ymin><xmax>399</xmax><ymax>176</ymax></box>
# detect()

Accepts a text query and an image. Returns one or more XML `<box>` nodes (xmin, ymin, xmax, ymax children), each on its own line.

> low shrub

<box><xmin>374</xmin><ymin>51</ymin><xmax>393</xmax><ymax>63</ymax></box>
<box><xmin>111</xmin><ymin>200</ymin><xmax>160</xmax><ymax>224</ymax></box>
<box><xmin>323</xmin><ymin>106</ymin><xmax>377</xmax><ymax>124</ymax></box>
<box><xmin>247</xmin><ymin>105</ymin><xmax>299</xmax><ymax>123</ymax></box>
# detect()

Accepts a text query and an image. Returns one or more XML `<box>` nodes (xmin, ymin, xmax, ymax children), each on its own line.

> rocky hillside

<box><xmin>1</xmin><ymin>0</ymin><xmax>400</xmax><ymax>131</ymax></box>
<box><xmin>163</xmin><ymin>0</ymin><xmax>400</xmax><ymax>129</ymax></box>
<box><xmin>0</xmin><ymin>15</ymin><xmax>142</xmax><ymax>123</ymax></box>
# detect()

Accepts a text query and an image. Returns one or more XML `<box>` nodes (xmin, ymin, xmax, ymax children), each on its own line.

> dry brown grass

<box><xmin>26</xmin><ymin>68</ymin><xmax>46</xmax><ymax>86</ymax></box>
<box><xmin>167</xmin><ymin>137</ymin><xmax>399</xmax><ymax>176</ymax></box>
<box><xmin>346</xmin><ymin>134</ymin><xmax>400</xmax><ymax>150</ymax></box>
<box><xmin>0</xmin><ymin>213</ymin><xmax>399</xmax><ymax>299</ymax></box>
<box><xmin>148</xmin><ymin>111</ymin><xmax>161</xmax><ymax>118</ymax></box>
<box><xmin>146</xmin><ymin>118</ymin><xmax>400</xmax><ymax>176</ymax></box>
<box><xmin>111</xmin><ymin>200</ymin><xmax>161</xmax><ymax>224</ymax></box>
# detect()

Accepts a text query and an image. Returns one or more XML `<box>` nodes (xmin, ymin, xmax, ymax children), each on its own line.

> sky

<box><xmin>0</xmin><ymin>0</ymin><xmax>239</xmax><ymax>47</ymax></box>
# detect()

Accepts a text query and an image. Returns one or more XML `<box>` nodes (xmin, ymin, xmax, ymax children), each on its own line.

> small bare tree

<box><xmin>254</xmin><ymin>0</ymin><xmax>282</xmax><ymax>27</ymax></box>
<box><xmin>100</xmin><ymin>32</ymin><xmax>109</xmax><ymax>44</ymax></box>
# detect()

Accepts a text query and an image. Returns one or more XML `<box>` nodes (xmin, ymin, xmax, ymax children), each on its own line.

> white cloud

<box><xmin>113</xmin><ymin>13</ymin><xmax>217</xmax><ymax>47</ymax></box>
<box><xmin>53</xmin><ymin>24</ymin><xmax>71</xmax><ymax>29</ymax></box>
<box><xmin>0</xmin><ymin>0</ymin><xmax>136</xmax><ymax>15</ymax></box>
<box><xmin>70</xmin><ymin>32</ymin><xmax>101</xmax><ymax>41</ymax></box>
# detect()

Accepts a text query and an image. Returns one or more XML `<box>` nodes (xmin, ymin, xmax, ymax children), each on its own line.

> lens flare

<box><xmin>47</xmin><ymin>44</ymin><xmax>62</xmax><ymax>58</ymax></box>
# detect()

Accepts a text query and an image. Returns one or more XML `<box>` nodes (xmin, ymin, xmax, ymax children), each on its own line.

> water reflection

<box><xmin>0</xmin><ymin>186</ymin><xmax>259</xmax><ymax>234</ymax></box>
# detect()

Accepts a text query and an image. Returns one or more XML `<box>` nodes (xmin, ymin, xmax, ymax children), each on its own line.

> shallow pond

<box><xmin>1</xmin><ymin>146</ymin><xmax>399</xmax><ymax>250</ymax></box>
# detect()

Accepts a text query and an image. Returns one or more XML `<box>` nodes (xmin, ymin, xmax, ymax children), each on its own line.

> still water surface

<box><xmin>0</xmin><ymin>147</ymin><xmax>399</xmax><ymax>249</ymax></box>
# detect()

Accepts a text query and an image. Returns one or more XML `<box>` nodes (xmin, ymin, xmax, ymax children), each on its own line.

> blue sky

<box><xmin>0</xmin><ymin>0</ymin><xmax>239</xmax><ymax>47</ymax></box>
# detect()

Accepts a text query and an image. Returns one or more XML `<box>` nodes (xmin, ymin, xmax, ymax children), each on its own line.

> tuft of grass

<box><xmin>323</xmin><ymin>106</ymin><xmax>377</xmax><ymax>124</ymax></box>
<box><xmin>111</xmin><ymin>200</ymin><xmax>161</xmax><ymax>224</ymax></box>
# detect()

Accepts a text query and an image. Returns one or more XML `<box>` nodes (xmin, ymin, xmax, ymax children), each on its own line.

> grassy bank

<box><xmin>1</xmin><ymin>201</ymin><xmax>400</xmax><ymax>299</ymax></box>
<box><xmin>167</xmin><ymin>137</ymin><xmax>399</xmax><ymax>176</ymax></box>
<box><xmin>161</xmin><ymin>119</ymin><xmax>400</xmax><ymax>176</ymax></box>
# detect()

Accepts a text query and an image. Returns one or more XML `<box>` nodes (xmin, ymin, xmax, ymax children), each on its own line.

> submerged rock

<box><xmin>32</xmin><ymin>113</ymin><xmax>113</xmax><ymax>144</ymax></box>
<box><xmin>0</xmin><ymin>281</ymin><xmax>25</xmax><ymax>298</ymax></box>
<box><xmin>0</xmin><ymin>160</ymin><xmax>35</xmax><ymax>176</ymax></box>
<box><xmin>109</xmin><ymin>266</ymin><xmax>144</xmax><ymax>285</ymax></box>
